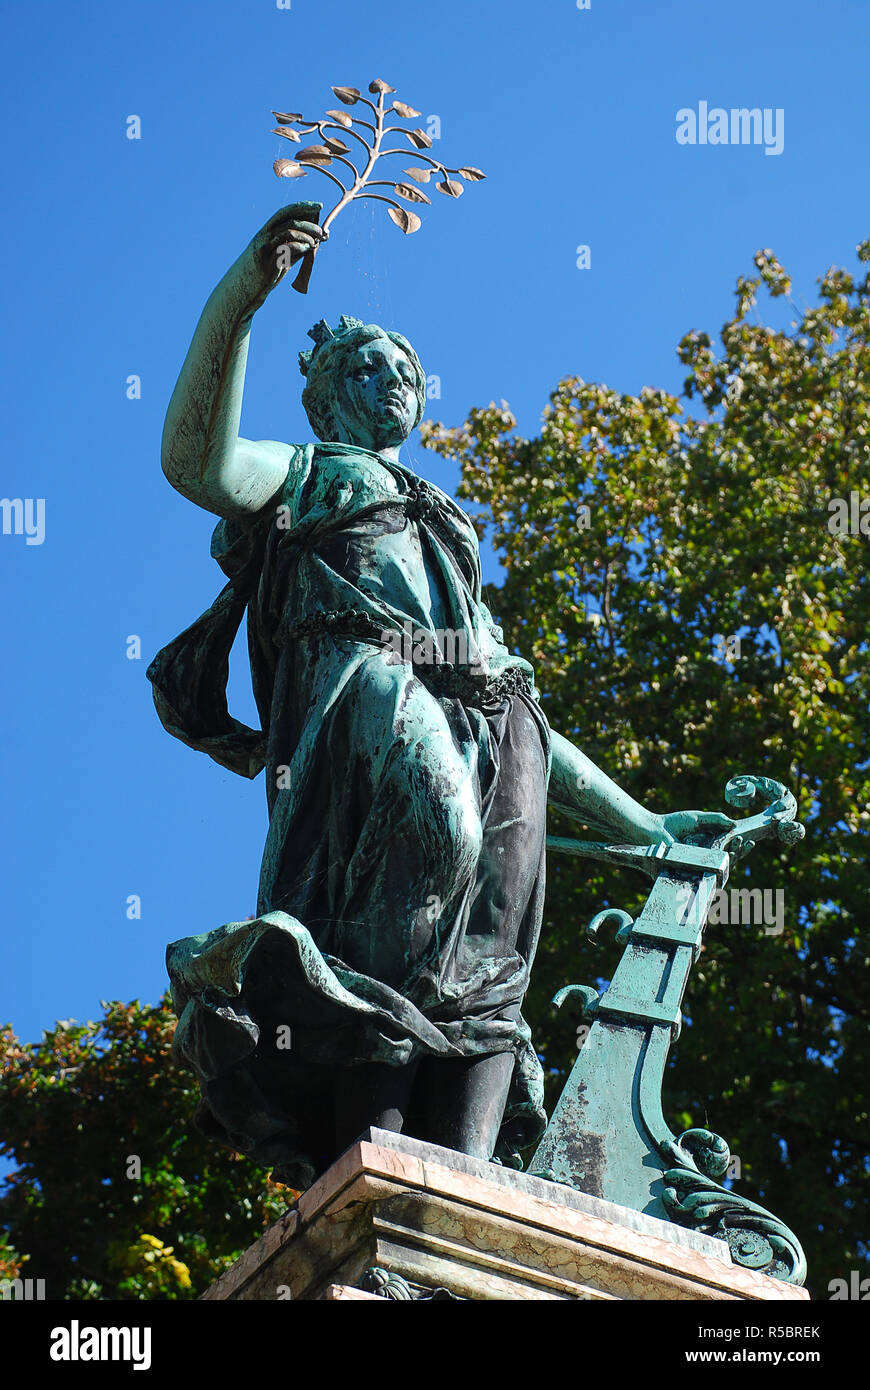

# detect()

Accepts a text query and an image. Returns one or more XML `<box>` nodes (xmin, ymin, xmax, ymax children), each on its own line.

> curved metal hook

<box><xmin>586</xmin><ymin>907</ymin><xmax>634</xmax><ymax>946</ymax></box>
<box><xmin>551</xmin><ymin>983</ymin><xmax>600</xmax><ymax>1017</ymax></box>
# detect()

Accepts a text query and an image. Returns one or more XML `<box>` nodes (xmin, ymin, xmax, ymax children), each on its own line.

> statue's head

<box><xmin>299</xmin><ymin>315</ymin><xmax>426</xmax><ymax>450</ymax></box>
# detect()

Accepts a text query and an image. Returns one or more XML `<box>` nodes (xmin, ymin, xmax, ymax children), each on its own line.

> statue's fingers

<box><xmin>289</xmin><ymin>220</ymin><xmax>328</xmax><ymax>243</ymax></box>
<box><xmin>281</xmin><ymin>199</ymin><xmax>323</xmax><ymax>218</ymax></box>
<box><xmin>267</xmin><ymin>200</ymin><xmax>323</xmax><ymax>228</ymax></box>
<box><xmin>282</xmin><ymin>230</ymin><xmax>321</xmax><ymax>250</ymax></box>
<box><xmin>275</xmin><ymin>232</ymin><xmax>321</xmax><ymax>265</ymax></box>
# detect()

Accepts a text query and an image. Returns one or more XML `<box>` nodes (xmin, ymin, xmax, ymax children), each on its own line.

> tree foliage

<box><xmin>0</xmin><ymin>999</ymin><xmax>287</xmax><ymax>1299</ymax></box>
<box><xmin>422</xmin><ymin>242</ymin><xmax>870</xmax><ymax>1299</ymax></box>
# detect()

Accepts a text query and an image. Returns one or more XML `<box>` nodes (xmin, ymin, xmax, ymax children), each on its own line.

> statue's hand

<box><xmin>246</xmin><ymin>201</ymin><xmax>328</xmax><ymax>299</ymax></box>
<box><xmin>658</xmin><ymin>809</ymin><xmax>736</xmax><ymax>847</ymax></box>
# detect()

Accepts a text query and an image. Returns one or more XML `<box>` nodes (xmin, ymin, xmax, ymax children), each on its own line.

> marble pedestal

<box><xmin>202</xmin><ymin>1129</ymin><xmax>809</xmax><ymax>1302</ymax></box>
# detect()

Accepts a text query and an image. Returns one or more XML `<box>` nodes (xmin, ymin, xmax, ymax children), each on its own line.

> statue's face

<box><xmin>335</xmin><ymin>337</ymin><xmax>419</xmax><ymax>451</ymax></box>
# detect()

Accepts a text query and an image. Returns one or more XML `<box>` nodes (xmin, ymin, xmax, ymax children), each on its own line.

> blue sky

<box><xmin>1</xmin><ymin>0</ymin><xmax>868</xmax><ymax>1049</ymax></box>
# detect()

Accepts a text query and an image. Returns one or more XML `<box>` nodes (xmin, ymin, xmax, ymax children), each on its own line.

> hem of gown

<box><xmin>167</xmin><ymin>910</ymin><xmax>547</xmax><ymax>1184</ymax></box>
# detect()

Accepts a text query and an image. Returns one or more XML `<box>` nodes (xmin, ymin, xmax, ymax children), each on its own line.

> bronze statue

<box><xmin>148</xmin><ymin>197</ymin><xmax>732</xmax><ymax>1188</ymax></box>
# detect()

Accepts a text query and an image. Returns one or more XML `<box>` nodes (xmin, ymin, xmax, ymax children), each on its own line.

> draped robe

<box><xmin>147</xmin><ymin>441</ymin><xmax>552</xmax><ymax>1185</ymax></box>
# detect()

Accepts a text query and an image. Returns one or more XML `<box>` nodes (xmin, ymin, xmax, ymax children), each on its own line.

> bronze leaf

<box><xmin>369</xmin><ymin>78</ymin><xmax>396</xmax><ymax>94</ymax></box>
<box><xmin>388</xmin><ymin>205</ymin><xmax>422</xmax><ymax>234</ymax></box>
<box><xmin>296</xmin><ymin>145</ymin><xmax>334</xmax><ymax>165</ymax></box>
<box><xmin>273</xmin><ymin>159</ymin><xmax>307</xmax><ymax>178</ymax></box>
<box><xmin>403</xmin><ymin>166</ymin><xmax>433</xmax><ymax>184</ymax></box>
<box><xmin>271</xmin><ymin>128</ymin><xmax>301</xmax><ymax>142</ymax></box>
<box><xmin>458</xmin><ymin>166</ymin><xmax>486</xmax><ymax>181</ymax></box>
<box><xmin>391</xmin><ymin>100</ymin><xmax>422</xmax><ymax>119</ymax></box>
<box><xmin>325</xmin><ymin>110</ymin><xmax>353</xmax><ymax>127</ymax></box>
<box><xmin>272</xmin><ymin>111</ymin><xmax>304</xmax><ymax>124</ymax></box>
<box><xmin>332</xmin><ymin>86</ymin><xmax>360</xmax><ymax>105</ymax></box>
<box><xmin>395</xmin><ymin>182</ymin><xmax>431</xmax><ymax>204</ymax></box>
<box><xmin>407</xmin><ymin>129</ymin><xmax>434</xmax><ymax>149</ymax></box>
<box><xmin>436</xmin><ymin>178</ymin><xmax>464</xmax><ymax>197</ymax></box>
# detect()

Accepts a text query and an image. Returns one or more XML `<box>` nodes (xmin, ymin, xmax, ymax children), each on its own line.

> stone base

<box><xmin>202</xmin><ymin>1130</ymin><xmax>809</xmax><ymax>1302</ymax></box>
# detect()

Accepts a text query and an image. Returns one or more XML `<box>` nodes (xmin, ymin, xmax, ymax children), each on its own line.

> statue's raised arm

<box><xmin>161</xmin><ymin>200</ymin><xmax>327</xmax><ymax>517</ymax></box>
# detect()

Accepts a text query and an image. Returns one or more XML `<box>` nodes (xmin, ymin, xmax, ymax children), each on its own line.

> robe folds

<box><xmin>147</xmin><ymin>441</ymin><xmax>553</xmax><ymax>1185</ymax></box>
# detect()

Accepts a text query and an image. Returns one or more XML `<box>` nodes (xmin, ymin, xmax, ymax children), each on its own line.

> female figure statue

<box><xmin>149</xmin><ymin>201</ymin><xmax>730</xmax><ymax>1188</ymax></box>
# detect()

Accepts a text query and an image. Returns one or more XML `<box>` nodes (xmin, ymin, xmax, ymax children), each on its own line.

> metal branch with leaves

<box><xmin>270</xmin><ymin>77</ymin><xmax>485</xmax><ymax>292</ymax></box>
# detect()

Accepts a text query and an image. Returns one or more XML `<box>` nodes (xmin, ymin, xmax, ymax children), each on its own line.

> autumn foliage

<box><xmin>0</xmin><ymin>1000</ymin><xmax>287</xmax><ymax>1299</ymax></box>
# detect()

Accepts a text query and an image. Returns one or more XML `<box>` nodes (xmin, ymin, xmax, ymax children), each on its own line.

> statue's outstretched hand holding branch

<box><xmin>547</xmin><ymin>730</ymin><xmax>734</xmax><ymax>848</ymax></box>
<box><xmin>161</xmin><ymin>202</ymin><xmax>327</xmax><ymax>519</ymax></box>
<box><xmin>248</xmin><ymin>201</ymin><xmax>329</xmax><ymax>298</ymax></box>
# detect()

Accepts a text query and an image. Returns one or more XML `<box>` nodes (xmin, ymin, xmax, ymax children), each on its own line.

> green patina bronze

<box><xmin>148</xmin><ymin>199</ymin><xmax>804</xmax><ymax>1283</ymax></box>
<box><xmin>533</xmin><ymin>774</ymin><xmax>807</xmax><ymax>1284</ymax></box>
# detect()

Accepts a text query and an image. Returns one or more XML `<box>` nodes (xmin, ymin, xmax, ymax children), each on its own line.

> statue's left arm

<box><xmin>547</xmin><ymin>730</ymin><xmax>733</xmax><ymax>847</ymax></box>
